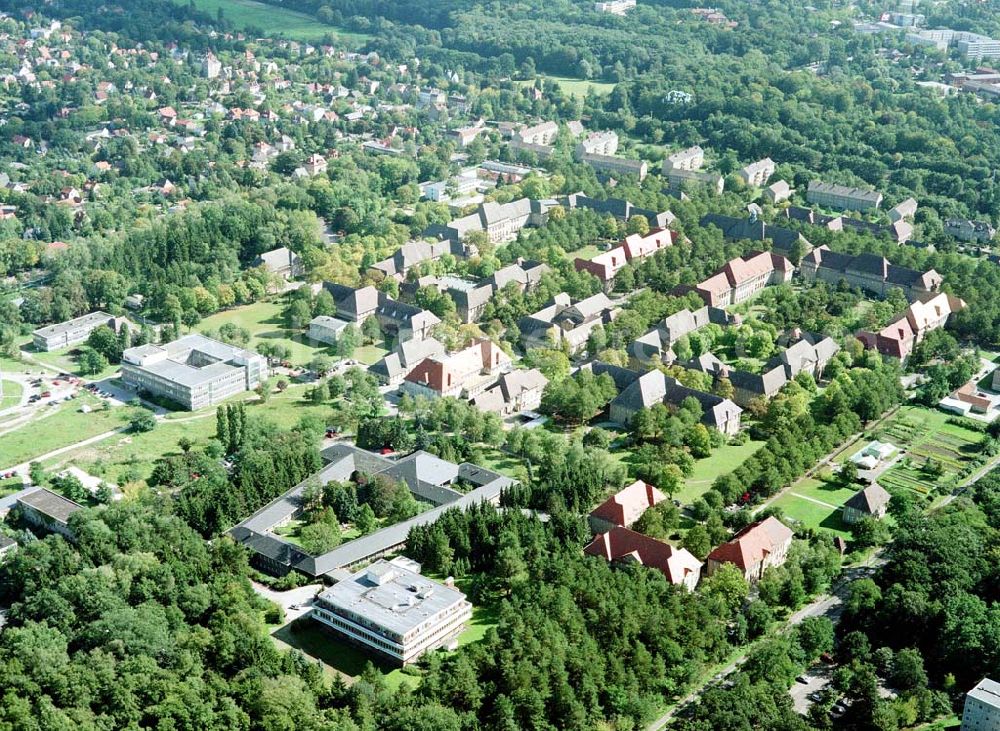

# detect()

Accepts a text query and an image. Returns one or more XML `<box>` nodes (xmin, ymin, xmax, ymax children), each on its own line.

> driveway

<box><xmin>251</xmin><ymin>581</ymin><xmax>323</xmax><ymax>623</ymax></box>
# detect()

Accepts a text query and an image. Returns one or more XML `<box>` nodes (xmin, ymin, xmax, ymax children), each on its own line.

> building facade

<box><xmin>806</xmin><ymin>181</ymin><xmax>884</xmax><ymax>211</ymax></box>
<box><xmin>961</xmin><ymin>678</ymin><xmax>1000</xmax><ymax>731</ymax></box>
<box><xmin>121</xmin><ymin>334</ymin><xmax>267</xmax><ymax>410</ymax></box>
<box><xmin>311</xmin><ymin>560</ymin><xmax>472</xmax><ymax>666</ymax></box>
<box><xmin>32</xmin><ymin>311</ymin><xmax>122</xmax><ymax>352</ymax></box>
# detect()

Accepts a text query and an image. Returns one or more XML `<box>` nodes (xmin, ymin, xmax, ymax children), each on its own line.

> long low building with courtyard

<box><xmin>120</xmin><ymin>333</ymin><xmax>268</xmax><ymax>410</ymax></box>
<box><xmin>229</xmin><ymin>444</ymin><xmax>515</xmax><ymax>580</ymax></box>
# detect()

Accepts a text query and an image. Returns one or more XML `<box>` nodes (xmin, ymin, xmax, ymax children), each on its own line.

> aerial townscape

<box><xmin>1</xmin><ymin>0</ymin><xmax>1000</xmax><ymax>729</ymax></box>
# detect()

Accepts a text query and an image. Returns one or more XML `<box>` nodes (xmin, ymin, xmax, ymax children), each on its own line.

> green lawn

<box><xmin>516</xmin><ymin>75</ymin><xmax>616</xmax><ymax>96</ymax></box>
<box><xmin>272</xmin><ymin>621</ymin><xmax>416</xmax><ymax>691</ymax></box>
<box><xmin>677</xmin><ymin>440</ymin><xmax>765</xmax><ymax>504</ymax></box>
<box><xmin>0</xmin><ymin>380</ymin><xmax>23</xmax><ymax>411</ymax></box>
<box><xmin>0</xmin><ymin>476</ymin><xmax>24</xmax><ymax>497</ymax></box>
<box><xmin>20</xmin><ymin>342</ymin><xmax>120</xmax><ymax>381</ymax></box>
<box><xmin>354</xmin><ymin>344</ymin><xmax>389</xmax><ymax>366</ymax></box>
<box><xmin>197</xmin><ymin>300</ymin><xmax>337</xmax><ymax>368</ymax></box>
<box><xmin>768</xmin><ymin>476</ymin><xmax>858</xmax><ymax>539</ymax></box>
<box><xmin>566</xmin><ymin>243</ymin><xmax>602</xmax><ymax>261</ymax></box>
<box><xmin>179</xmin><ymin>0</ymin><xmax>371</xmax><ymax>43</ymax></box>
<box><xmin>0</xmin><ymin>393</ymin><xmax>127</xmax><ymax>467</ymax></box>
<box><xmin>47</xmin><ymin>382</ymin><xmax>336</xmax><ymax>484</ymax></box>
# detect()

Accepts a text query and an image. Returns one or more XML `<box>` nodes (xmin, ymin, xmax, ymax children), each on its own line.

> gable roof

<box><xmin>844</xmin><ymin>483</ymin><xmax>891</xmax><ymax>515</ymax></box>
<box><xmin>707</xmin><ymin>516</ymin><xmax>793</xmax><ymax>571</ymax></box>
<box><xmin>590</xmin><ymin>480</ymin><xmax>667</xmax><ymax>528</ymax></box>
<box><xmin>584</xmin><ymin>527</ymin><xmax>703</xmax><ymax>586</ymax></box>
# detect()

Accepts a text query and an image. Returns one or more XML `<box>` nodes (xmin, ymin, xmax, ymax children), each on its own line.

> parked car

<box><xmin>795</xmin><ymin>676</ymin><xmax>809</xmax><ymax>685</ymax></box>
<box><xmin>808</xmin><ymin>692</ymin><xmax>823</xmax><ymax>702</ymax></box>
<box><xmin>40</xmin><ymin>391</ymin><xmax>51</xmax><ymax>398</ymax></box>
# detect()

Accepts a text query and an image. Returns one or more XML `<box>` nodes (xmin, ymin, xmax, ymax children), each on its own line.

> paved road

<box><xmin>251</xmin><ymin>581</ymin><xmax>323</xmax><ymax>624</ymax></box>
<box><xmin>646</xmin><ymin>552</ymin><xmax>888</xmax><ymax>731</ymax></box>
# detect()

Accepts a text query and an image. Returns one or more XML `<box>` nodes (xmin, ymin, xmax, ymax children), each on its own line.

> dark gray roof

<box><xmin>18</xmin><ymin>488</ymin><xmax>84</xmax><ymax>525</ymax></box>
<box><xmin>844</xmin><ymin>483</ymin><xmax>891</xmax><ymax>514</ymax></box>
<box><xmin>588</xmin><ymin>360</ymin><xmax>642</xmax><ymax>391</ymax></box>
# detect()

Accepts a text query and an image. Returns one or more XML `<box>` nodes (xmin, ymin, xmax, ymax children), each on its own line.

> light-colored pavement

<box><xmin>251</xmin><ymin>581</ymin><xmax>323</xmax><ymax>623</ymax></box>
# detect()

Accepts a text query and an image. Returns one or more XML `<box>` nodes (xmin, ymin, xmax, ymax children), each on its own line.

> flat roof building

<box><xmin>311</xmin><ymin>560</ymin><xmax>472</xmax><ymax>665</ymax></box>
<box><xmin>17</xmin><ymin>488</ymin><xmax>84</xmax><ymax>541</ymax></box>
<box><xmin>962</xmin><ymin>677</ymin><xmax>1000</xmax><ymax>731</ymax></box>
<box><xmin>32</xmin><ymin>311</ymin><xmax>123</xmax><ymax>352</ymax></box>
<box><xmin>308</xmin><ymin>316</ymin><xmax>349</xmax><ymax>346</ymax></box>
<box><xmin>121</xmin><ymin>333</ymin><xmax>267</xmax><ymax>410</ymax></box>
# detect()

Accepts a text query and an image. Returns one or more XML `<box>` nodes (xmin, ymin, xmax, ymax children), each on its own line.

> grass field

<box><xmin>0</xmin><ymin>380</ymin><xmax>23</xmax><ymax>411</ymax></box>
<box><xmin>18</xmin><ymin>341</ymin><xmax>121</xmax><ymax>381</ymax></box>
<box><xmin>516</xmin><ymin>75</ymin><xmax>616</xmax><ymax>96</ymax></box>
<box><xmin>566</xmin><ymin>243</ymin><xmax>603</xmax><ymax>261</ymax></box>
<box><xmin>197</xmin><ymin>300</ymin><xmax>336</xmax><ymax>367</ymax></box>
<box><xmin>768</xmin><ymin>476</ymin><xmax>858</xmax><ymax>539</ymax></box>
<box><xmin>874</xmin><ymin>406</ymin><xmax>981</xmax><ymax>498</ymax></box>
<box><xmin>0</xmin><ymin>393</ymin><xmax>126</xmax><ymax>467</ymax></box>
<box><xmin>677</xmin><ymin>440</ymin><xmax>765</xmax><ymax>504</ymax></box>
<box><xmin>0</xmin><ymin>476</ymin><xmax>24</xmax><ymax>497</ymax></box>
<box><xmin>179</xmin><ymin>0</ymin><xmax>371</xmax><ymax>43</ymax></box>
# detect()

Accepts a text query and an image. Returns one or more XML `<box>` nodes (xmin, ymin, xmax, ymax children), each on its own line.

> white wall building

<box><xmin>311</xmin><ymin>559</ymin><xmax>472</xmax><ymax>666</ymax></box>
<box><xmin>962</xmin><ymin>678</ymin><xmax>1000</xmax><ymax>731</ymax></box>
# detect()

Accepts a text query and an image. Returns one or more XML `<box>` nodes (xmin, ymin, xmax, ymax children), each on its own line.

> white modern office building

<box><xmin>311</xmin><ymin>559</ymin><xmax>472</xmax><ymax>666</ymax></box>
<box><xmin>121</xmin><ymin>334</ymin><xmax>267</xmax><ymax>410</ymax></box>
<box><xmin>962</xmin><ymin>678</ymin><xmax>1000</xmax><ymax>731</ymax></box>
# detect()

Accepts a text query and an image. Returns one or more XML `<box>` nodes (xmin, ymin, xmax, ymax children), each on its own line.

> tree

<box><xmin>338</xmin><ymin>325</ymin><xmax>360</xmax><ymax>358</ymax></box>
<box><xmin>78</xmin><ymin>348</ymin><xmax>109</xmax><ymax>375</ymax></box>
<box><xmin>362</xmin><ymin>316</ymin><xmax>382</xmax><ymax>344</ymax></box>
<box><xmin>298</xmin><ymin>521</ymin><xmax>341</xmax><ymax>555</ymax></box>
<box><xmin>626</xmin><ymin>215</ymin><xmax>650</xmax><ymax>236</ymax></box>
<box><xmin>354</xmin><ymin>503</ymin><xmax>377</xmax><ymax>534</ymax></box>
<box><xmin>129</xmin><ymin>409</ymin><xmax>157</xmax><ymax>433</ymax></box>
<box><xmin>683</xmin><ymin>524</ymin><xmax>712</xmax><ymax>559</ymax></box>
<box><xmin>309</xmin><ymin>354</ymin><xmax>333</xmax><ymax>376</ymax></box>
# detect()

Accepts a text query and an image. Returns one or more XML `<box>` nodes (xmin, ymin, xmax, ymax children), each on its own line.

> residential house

<box><xmin>575</xmin><ymin>130</ymin><xmax>619</xmax><ymax>156</ymax></box>
<box><xmin>807</xmin><ymin>181</ymin><xmax>884</xmax><ymax>211</ymax></box>
<box><xmin>403</xmin><ymin>339</ymin><xmax>512</xmax><ymax>399</ymax></box>
<box><xmin>371</xmin><ymin>337</ymin><xmax>446</xmax><ymax>385</ymax></box>
<box><xmin>367</xmin><ymin>239</ymin><xmax>460</xmax><ymax>281</ymax></box>
<box><xmin>518</xmin><ymin>292</ymin><xmax>619</xmax><ymax>354</ymax></box>
<box><xmin>469</xmin><ymin>368</ymin><xmax>549</xmax><ymax>416</ymax></box>
<box><xmin>256</xmin><ymin>246</ymin><xmax>303</xmax><ymax>279</ymax></box>
<box><xmin>308</xmin><ymin>316</ymin><xmax>350</xmax><ymax>346</ymax></box>
<box><xmin>693</xmin><ymin>251</ymin><xmax>793</xmax><ymax>307</ymax></box>
<box><xmin>589</xmin><ymin>479</ymin><xmax>667</xmax><ymax>532</ymax></box>
<box><xmin>888</xmin><ymin>197</ymin><xmax>918</xmax><ymax>223</ymax></box>
<box><xmin>428</xmin><ymin>198</ymin><xmax>548</xmax><ymax>244</ymax></box>
<box><xmin>513</xmin><ymin>121</ymin><xmax>559</xmax><ymax>146</ymax></box>
<box><xmin>560</xmin><ymin>193</ymin><xmax>675</xmax><ymax>228</ymax></box>
<box><xmin>799</xmin><ymin>246</ymin><xmax>942</xmax><ymax>300</ymax></box>
<box><xmin>706</xmin><ymin>516</ymin><xmax>794</xmax><ymax>583</ymax></box>
<box><xmin>575</xmin><ymin>228</ymin><xmax>675</xmax><ymax>284</ymax></box>
<box><xmin>321</xmin><ymin>283</ymin><xmax>440</xmax><ymax>342</ymax></box>
<box><xmin>842</xmin><ymin>483</ymin><xmax>891</xmax><ymax>525</ymax></box>
<box><xmin>665</xmin><ymin>167</ymin><xmax>724</xmax><ymax>194</ymax></box>
<box><xmin>700</xmin><ymin>213</ymin><xmax>810</xmax><ymax>260</ymax></box>
<box><xmin>728</xmin><ymin>365</ymin><xmax>789</xmax><ymax>408</ymax></box>
<box><xmin>945</xmin><ymin>218</ymin><xmax>996</xmax><ymax>243</ymax></box>
<box><xmin>662</xmin><ymin>146</ymin><xmax>705</xmax><ymax>172</ymax></box>
<box><xmin>585</xmin><ymin>527</ymin><xmax>703</xmax><ymax>591</ymax></box>
<box><xmin>764</xmin><ymin>180</ymin><xmax>793</xmax><ymax>203</ymax></box>
<box><xmin>630</xmin><ymin>306</ymin><xmax>731</xmax><ymax>368</ymax></box>
<box><xmin>447</xmin><ymin>260</ymin><xmax>548</xmax><ymax>323</ymax></box>
<box><xmin>738</xmin><ymin>158</ymin><xmax>775</xmax><ymax>187</ymax></box>
<box><xmin>577</xmin><ymin>151</ymin><xmax>648</xmax><ymax>180</ymax></box>
<box><xmin>594</xmin><ymin>363</ymin><xmax>743</xmax><ymax>436</ymax></box>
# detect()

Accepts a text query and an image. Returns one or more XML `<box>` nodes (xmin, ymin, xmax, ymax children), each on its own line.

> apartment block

<box><xmin>32</xmin><ymin>311</ymin><xmax>124</xmax><ymax>352</ymax></box>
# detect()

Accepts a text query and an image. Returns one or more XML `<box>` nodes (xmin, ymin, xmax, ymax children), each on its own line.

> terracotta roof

<box><xmin>584</xmin><ymin>526</ymin><xmax>702</xmax><ymax>586</ymax></box>
<box><xmin>590</xmin><ymin>480</ymin><xmax>667</xmax><ymax>528</ymax></box>
<box><xmin>707</xmin><ymin>516</ymin><xmax>792</xmax><ymax>571</ymax></box>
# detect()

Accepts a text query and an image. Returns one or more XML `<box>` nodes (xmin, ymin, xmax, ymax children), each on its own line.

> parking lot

<box><xmin>789</xmin><ymin>665</ymin><xmax>834</xmax><ymax>715</ymax></box>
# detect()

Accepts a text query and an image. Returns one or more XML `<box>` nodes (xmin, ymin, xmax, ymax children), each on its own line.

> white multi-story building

<box><xmin>311</xmin><ymin>559</ymin><xmax>472</xmax><ymax>666</ymax></box>
<box><xmin>738</xmin><ymin>158</ymin><xmax>775</xmax><ymax>187</ymax></box>
<box><xmin>31</xmin><ymin>311</ymin><xmax>124</xmax><ymax>352</ymax></box>
<box><xmin>962</xmin><ymin>678</ymin><xmax>1000</xmax><ymax>731</ymax></box>
<box><xmin>575</xmin><ymin>130</ymin><xmax>619</xmax><ymax>156</ymax></box>
<box><xmin>594</xmin><ymin>0</ymin><xmax>636</xmax><ymax>14</ymax></box>
<box><xmin>121</xmin><ymin>334</ymin><xmax>267</xmax><ymax>410</ymax></box>
<box><xmin>662</xmin><ymin>145</ymin><xmax>705</xmax><ymax>172</ymax></box>
<box><xmin>308</xmin><ymin>316</ymin><xmax>350</xmax><ymax>346</ymax></box>
<box><xmin>514</xmin><ymin>121</ymin><xmax>559</xmax><ymax>146</ymax></box>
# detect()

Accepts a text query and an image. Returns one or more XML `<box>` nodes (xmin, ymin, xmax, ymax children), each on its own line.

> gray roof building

<box><xmin>229</xmin><ymin>445</ymin><xmax>515</xmax><ymax>577</ymax></box>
